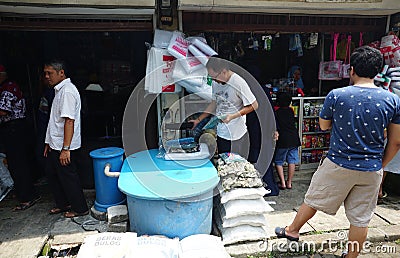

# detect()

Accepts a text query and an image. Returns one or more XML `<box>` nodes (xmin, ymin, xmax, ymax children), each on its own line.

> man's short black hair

<box><xmin>206</xmin><ymin>56</ymin><xmax>230</xmax><ymax>73</ymax></box>
<box><xmin>276</xmin><ymin>92</ymin><xmax>292</xmax><ymax>107</ymax></box>
<box><xmin>350</xmin><ymin>46</ymin><xmax>383</xmax><ymax>79</ymax></box>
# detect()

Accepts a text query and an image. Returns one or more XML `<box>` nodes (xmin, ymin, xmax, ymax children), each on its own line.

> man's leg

<box><xmin>346</xmin><ymin>225</ymin><xmax>368</xmax><ymax>258</ymax></box>
<box><xmin>378</xmin><ymin>171</ymin><xmax>387</xmax><ymax>198</ymax></box>
<box><xmin>276</xmin><ymin>165</ymin><xmax>286</xmax><ymax>188</ymax></box>
<box><xmin>285</xmin><ymin>203</ymin><xmax>317</xmax><ymax>238</ymax></box>
<box><xmin>286</xmin><ymin>163</ymin><xmax>296</xmax><ymax>189</ymax></box>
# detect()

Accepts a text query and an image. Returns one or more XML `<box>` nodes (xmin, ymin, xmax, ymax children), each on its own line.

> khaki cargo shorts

<box><xmin>304</xmin><ymin>158</ymin><xmax>382</xmax><ymax>228</ymax></box>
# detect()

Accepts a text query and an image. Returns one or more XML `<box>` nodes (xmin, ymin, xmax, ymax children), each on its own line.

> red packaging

<box><xmin>306</xmin><ymin>135</ymin><xmax>312</xmax><ymax>148</ymax></box>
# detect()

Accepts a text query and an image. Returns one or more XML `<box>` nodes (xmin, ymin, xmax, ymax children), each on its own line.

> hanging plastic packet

<box><xmin>253</xmin><ymin>37</ymin><xmax>259</xmax><ymax>51</ymax></box>
<box><xmin>295</xmin><ymin>34</ymin><xmax>303</xmax><ymax>57</ymax></box>
<box><xmin>310</xmin><ymin>33</ymin><xmax>318</xmax><ymax>47</ymax></box>
<box><xmin>264</xmin><ymin>35</ymin><xmax>272</xmax><ymax>51</ymax></box>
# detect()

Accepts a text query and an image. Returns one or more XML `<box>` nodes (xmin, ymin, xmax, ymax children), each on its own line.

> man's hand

<box><xmin>221</xmin><ymin>114</ymin><xmax>234</xmax><ymax>124</ymax></box>
<box><xmin>189</xmin><ymin>118</ymin><xmax>200</xmax><ymax>130</ymax></box>
<box><xmin>43</xmin><ymin>144</ymin><xmax>50</xmax><ymax>157</ymax></box>
<box><xmin>274</xmin><ymin>131</ymin><xmax>279</xmax><ymax>141</ymax></box>
<box><xmin>59</xmin><ymin>150</ymin><xmax>71</xmax><ymax>166</ymax></box>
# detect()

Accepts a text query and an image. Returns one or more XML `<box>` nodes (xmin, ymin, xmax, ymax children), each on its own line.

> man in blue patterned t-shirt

<box><xmin>275</xmin><ymin>46</ymin><xmax>400</xmax><ymax>258</ymax></box>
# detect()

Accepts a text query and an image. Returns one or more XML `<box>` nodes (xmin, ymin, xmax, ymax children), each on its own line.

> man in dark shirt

<box><xmin>0</xmin><ymin>64</ymin><xmax>40</xmax><ymax>210</ymax></box>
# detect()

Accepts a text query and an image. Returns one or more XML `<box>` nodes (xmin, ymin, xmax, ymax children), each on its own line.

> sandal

<box><xmin>13</xmin><ymin>196</ymin><xmax>41</xmax><ymax>211</ymax></box>
<box><xmin>49</xmin><ymin>205</ymin><xmax>71</xmax><ymax>215</ymax></box>
<box><xmin>64</xmin><ymin>210</ymin><xmax>89</xmax><ymax>218</ymax></box>
<box><xmin>377</xmin><ymin>191</ymin><xmax>388</xmax><ymax>205</ymax></box>
<box><xmin>275</xmin><ymin>226</ymin><xmax>299</xmax><ymax>241</ymax></box>
<box><xmin>278</xmin><ymin>182</ymin><xmax>286</xmax><ymax>190</ymax></box>
<box><xmin>286</xmin><ymin>181</ymin><xmax>292</xmax><ymax>189</ymax></box>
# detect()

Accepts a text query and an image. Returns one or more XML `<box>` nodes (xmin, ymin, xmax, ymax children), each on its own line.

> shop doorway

<box><xmin>0</xmin><ymin>30</ymin><xmax>153</xmax><ymax>187</ymax></box>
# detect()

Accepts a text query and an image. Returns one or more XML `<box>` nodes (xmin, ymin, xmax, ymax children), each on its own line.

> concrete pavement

<box><xmin>0</xmin><ymin>173</ymin><xmax>399</xmax><ymax>258</ymax></box>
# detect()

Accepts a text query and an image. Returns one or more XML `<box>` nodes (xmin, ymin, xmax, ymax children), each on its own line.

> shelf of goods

<box><xmin>296</xmin><ymin>97</ymin><xmax>330</xmax><ymax>170</ymax></box>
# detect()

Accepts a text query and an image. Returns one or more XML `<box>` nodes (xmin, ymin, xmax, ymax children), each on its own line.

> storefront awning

<box><xmin>178</xmin><ymin>0</ymin><xmax>399</xmax><ymax>16</ymax></box>
<box><xmin>0</xmin><ymin>1</ymin><xmax>155</xmax><ymax>31</ymax></box>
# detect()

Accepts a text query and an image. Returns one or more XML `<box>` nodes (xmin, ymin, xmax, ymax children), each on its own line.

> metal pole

<box><xmin>319</xmin><ymin>34</ymin><xmax>324</xmax><ymax>96</ymax></box>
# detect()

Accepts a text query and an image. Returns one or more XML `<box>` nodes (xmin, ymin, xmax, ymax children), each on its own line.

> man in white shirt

<box><xmin>191</xmin><ymin>56</ymin><xmax>258</xmax><ymax>157</ymax></box>
<box><xmin>43</xmin><ymin>60</ymin><xmax>88</xmax><ymax>218</ymax></box>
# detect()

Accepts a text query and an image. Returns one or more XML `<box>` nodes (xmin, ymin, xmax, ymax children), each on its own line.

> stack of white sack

<box><xmin>215</xmin><ymin>156</ymin><xmax>274</xmax><ymax>246</ymax></box>
<box><xmin>216</xmin><ymin>187</ymin><xmax>274</xmax><ymax>246</ymax></box>
<box><xmin>145</xmin><ymin>47</ymin><xmax>181</xmax><ymax>94</ymax></box>
<box><xmin>172</xmin><ymin>60</ymin><xmax>212</xmax><ymax>101</ymax></box>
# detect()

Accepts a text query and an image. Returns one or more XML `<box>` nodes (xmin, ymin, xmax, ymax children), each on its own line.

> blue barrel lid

<box><xmin>118</xmin><ymin>149</ymin><xmax>219</xmax><ymax>200</ymax></box>
<box><xmin>89</xmin><ymin>147</ymin><xmax>125</xmax><ymax>159</ymax></box>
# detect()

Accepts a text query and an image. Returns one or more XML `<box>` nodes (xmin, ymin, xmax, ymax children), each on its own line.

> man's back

<box><xmin>320</xmin><ymin>85</ymin><xmax>400</xmax><ymax>171</ymax></box>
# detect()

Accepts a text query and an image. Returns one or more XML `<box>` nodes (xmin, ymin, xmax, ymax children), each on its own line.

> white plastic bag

<box><xmin>145</xmin><ymin>47</ymin><xmax>181</xmax><ymax>93</ymax></box>
<box><xmin>168</xmin><ymin>31</ymin><xmax>190</xmax><ymax>59</ymax></box>
<box><xmin>154</xmin><ymin>29</ymin><xmax>173</xmax><ymax>49</ymax></box>
<box><xmin>192</xmin><ymin>38</ymin><xmax>218</xmax><ymax>57</ymax></box>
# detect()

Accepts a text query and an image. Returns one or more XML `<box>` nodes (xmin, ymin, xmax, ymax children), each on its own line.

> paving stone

<box><xmin>0</xmin><ymin>235</ymin><xmax>48</xmax><ymax>258</ymax></box>
<box><xmin>366</xmin><ymin>227</ymin><xmax>387</xmax><ymax>243</ymax></box>
<box><xmin>107</xmin><ymin>205</ymin><xmax>128</xmax><ymax>224</ymax></box>
<box><xmin>374</xmin><ymin>204</ymin><xmax>400</xmax><ymax>224</ymax></box>
<box><xmin>107</xmin><ymin>221</ymin><xmax>128</xmax><ymax>232</ymax></box>
<box><xmin>376</xmin><ymin>224</ymin><xmax>400</xmax><ymax>241</ymax></box>
<box><xmin>52</xmin><ymin>232</ymin><xmax>98</xmax><ymax>245</ymax></box>
<box><xmin>224</xmin><ymin>240</ymin><xmax>267</xmax><ymax>257</ymax></box>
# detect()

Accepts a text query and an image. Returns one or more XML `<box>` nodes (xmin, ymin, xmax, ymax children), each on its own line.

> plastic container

<box><xmin>90</xmin><ymin>147</ymin><xmax>126</xmax><ymax>212</ymax></box>
<box><xmin>118</xmin><ymin>149</ymin><xmax>219</xmax><ymax>239</ymax></box>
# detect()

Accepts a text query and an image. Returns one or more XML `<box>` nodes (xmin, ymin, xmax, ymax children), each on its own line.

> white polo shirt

<box><xmin>45</xmin><ymin>78</ymin><xmax>81</xmax><ymax>150</ymax></box>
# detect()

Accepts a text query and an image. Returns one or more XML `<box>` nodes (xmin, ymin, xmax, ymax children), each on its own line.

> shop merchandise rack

<box><xmin>273</xmin><ymin>96</ymin><xmax>329</xmax><ymax>170</ymax></box>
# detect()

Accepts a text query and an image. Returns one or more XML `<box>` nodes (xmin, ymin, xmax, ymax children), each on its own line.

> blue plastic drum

<box><xmin>90</xmin><ymin>147</ymin><xmax>126</xmax><ymax>212</ymax></box>
<box><xmin>118</xmin><ymin>149</ymin><xmax>219</xmax><ymax>239</ymax></box>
